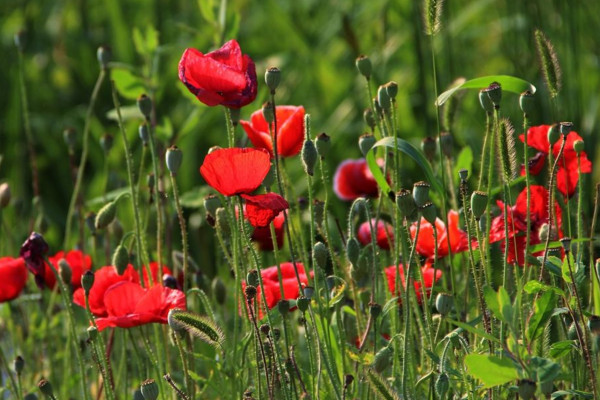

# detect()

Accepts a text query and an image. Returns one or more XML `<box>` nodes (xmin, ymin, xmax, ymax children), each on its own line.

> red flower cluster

<box><xmin>489</xmin><ymin>185</ymin><xmax>562</xmax><ymax>266</ymax></box>
<box><xmin>0</xmin><ymin>257</ymin><xmax>28</xmax><ymax>303</ymax></box>
<box><xmin>44</xmin><ymin>250</ymin><xmax>92</xmax><ymax>290</ymax></box>
<box><xmin>178</xmin><ymin>40</ymin><xmax>257</xmax><ymax>108</ymax></box>
<box><xmin>410</xmin><ymin>210</ymin><xmax>471</xmax><ymax>260</ymax></box>
<box><xmin>520</xmin><ymin>125</ymin><xmax>592</xmax><ymax>197</ymax></box>
<box><xmin>384</xmin><ymin>262</ymin><xmax>442</xmax><ymax>303</ymax></box>
<box><xmin>333</xmin><ymin>159</ymin><xmax>380</xmax><ymax>201</ymax></box>
<box><xmin>357</xmin><ymin>219</ymin><xmax>394</xmax><ymax>250</ymax></box>
<box><xmin>240</xmin><ymin>106</ymin><xmax>305</xmax><ymax>158</ymax></box>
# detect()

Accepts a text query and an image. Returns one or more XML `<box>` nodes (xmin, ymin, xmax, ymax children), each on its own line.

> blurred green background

<box><xmin>1</xmin><ymin>0</ymin><xmax>600</xmax><ymax>266</ymax></box>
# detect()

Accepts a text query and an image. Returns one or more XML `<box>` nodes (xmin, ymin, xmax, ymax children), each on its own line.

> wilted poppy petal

<box><xmin>20</xmin><ymin>232</ymin><xmax>49</xmax><ymax>288</ymax></box>
<box><xmin>241</xmin><ymin>193</ymin><xmax>289</xmax><ymax>228</ymax></box>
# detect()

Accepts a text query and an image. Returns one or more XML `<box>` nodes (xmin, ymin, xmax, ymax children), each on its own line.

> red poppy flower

<box><xmin>384</xmin><ymin>261</ymin><xmax>441</xmax><ymax>303</ymax></box>
<box><xmin>141</xmin><ymin>262</ymin><xmax>174</xmax><ymax>288</ymax></box>
<box><xmin>95</xmin><ymin>282</ymin><xmax>186</xmax><ymax>331</ymax></box>
<box><xmin>410</xmin><ymin>210</ymin><xmax>471</xmax><ymax>260</ymax></box>
<box><xmin>0</xmin><ymin>257</ymin><xmax>28</xmax><ymax>302</ymax></box>
<box><xmin>43</xmin><ymin>250</ymin><xmax>92</xmax><ymax>290</ymax></box>
<box><xmin>489</xmin><ymin>185</ymin><xmax>562</xmax><ymax>266</ymax></box>
<box><xmin>200</xmin><ymin>147</ymin><xmax>271</xmax><ymax>196</ymax></box>
<box><xmin>251</xmin><ymin>211</ymin><xmax>285</xmax><ymax>251</ymax></box>
<box><xmin>520</xmin><ymin>125</ymin><xmax>592</xmax><ymax>197</ymax></box>
<box><xmin>240</xmin><ymin>106</ymin><xmax>305</xmax><ymax>158</ymax></box>
<box><xmin>357</xmin><ymin>219</ymin><xmax>394</xmax><ymax>250</ymax></box>
<box><xmin>20</xmin><ymin>232</ymin><xmax>49</xmax><ymax>288</ymax></box>
<box><xmin>333</xmin><ymin>159</ymin><xmax>380</xmax><ymax>201</ymax></box>
<box><xmin>178</xmin><ymin>40</ymin><xmax>257</xmax><ymax>108</ymax></box>
<box><xmin>241</xmin><ymin>193</ymin><xmax>289</xmax><ymax>228</ymax></box>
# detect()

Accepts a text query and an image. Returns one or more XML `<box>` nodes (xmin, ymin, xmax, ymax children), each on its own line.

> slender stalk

<box><xmin>146</xmin><ymin>119</ymin><xmax>163</xmax><ymax>274</ymax></box>
<box><xmin>169</xmin><ymin>172</ymin><xmax>189</xmax><ymax>294</ymax></box>
<box><xmin>163</xmin><ymin>373</ymin><xmax>191</xmax><ymax>400</ymax></box>
<box><xmin>523</xmin><ymin>114</ymin><xmax>532</xmax><ymax>271</ymax></box>
<box><xmin>84</xmin><ymin>295</ymin><xmax>115</xmax><ymax>400</ymax></box>
<box><xmin>0</xmin><ymin>346</ymin><xmax>19</xmax><ymax>400</ymax></box>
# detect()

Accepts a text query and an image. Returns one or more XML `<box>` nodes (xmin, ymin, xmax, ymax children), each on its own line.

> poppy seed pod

<box><xmin>484</xmin><ymin>82</ymin><xmax>502</xmax><ymax>108</ymax></box>
<box><xmin>355</xmin><ymin>55</ymin><xmax>372</xmax><ymax>79</ymax></box>
<box><xmin>377</xmin><ymin>85</ymin><xmax>391</xmax><ymax>112</ymax></box>
<box><xmin>359</xmin><ymin>134</ymin><xmax>376</xmax><ymax>157</ymax></box>
<box><xmin>385</xmin><ymin>81</ymin><xmax>398</xmax><ymax>100</ymax></box>
<box><xmin>373</xmin><ymin>345</ymin><xmax>393</xmax><ymax>373</ymax></box>
<box><xmin>81</xmin><ymin>270</ymin><xmax>95</xmax><ymax>295</ymax></box>
<box><xmin>313</xmin><ymin>241</ymin><xmax>328</xmax><ymax>270</ymax></box>
<box><xmin>435</xmin><ymin>293</ymin><xmax>453</xmax><ymax>316</ymax></box>
<box><xmin>301</xmin><ymin>139</ymin><xmax>318</xmax><ymax>176</ymax></box>
<box><xmin>112</xmin><ymin>245</ymin><xmax>129</xmax><ymax>275</ymax></box>
<box><xmin>573</xmin><ymin>139</ymin><xmax>584</xmax><ymax>154</ymax></box>
<box><xmin>14</xmin><ymin>356</ymin><xmax>24</xmax><ymax>375</ymax></box>
<box><xmin>547</xmin><ymin>124</ymin><xmax>560</xmax><ymax>145</ymax></box>
<box><xmin>315</xmin><ymin>133</ymin><xmax>331</xmax><ymax>158</ymax></box>
<box><xmin>37</xmin><ymin>379</ymin><xmax>54</xmax><ymax>398</ymax></box>
<box><xmin>517</xmin><ymin>379</ymin><xmax>536</xmax><ymax>400</ymax></box>
<box><xmin>0</xmin><ymin>182</ymin><xmax>11</xmax><ymax>208</ymax></box>
<box><xmin>277</xmin><ymin>299</ymin><xmax>290</xmax><ymax>317</ymax></box>
<box><xmin>435</xmin><ymin>373</ymin><xmax>449</xmax><ymax>398</ymax></box>
<box><xmin>211</xmin><ymin>277</ymin><xmax>226</xmax><ymax>305</ymax></box>
<box><xmin>420</xmin><ymin>202</ymin><xmax>437</xmax><ymax>225</ymax></box>
<box><xmin>363</xmin><ymin>108</ymin><xmax>376</xmax><ymax>131</ymax></box>
<box><xmin>166</xmin><ymin>146</ymin><xmax>183</xmax><ymax>175</ymax></box>
<box><xmin>244</xmin><ymin>285</ymin><xmax>257</xmax><ymax>301</ymax></box>
<box><xmin>369</xmin><ymin>302</ymin><xmax>382</xmax><ymax>318</ymax></box>
<box><xmin>560</xmin><ymin>121</ymin><xmax>573</xmax><ymax>137</ymax></box>
<box><xmin>296</xmin><ymin>296</ymin><xmax>310</xmax><ymax>312</ymax></box>
<box><xmin>140</xmin><ymin>379</ymin><xmax>159</xmax><ymax>400</ymax></box>
<box><xmin>396</xmin><ymin>189</ymin><xmax>416</xmax><ymax>218</ymax></box>
<box><xmin>63</xmin><ymin>127</ymin><xmax>77</xmax><ymax>150</ymax></box>
<box><xmin>560</xmin><ymin>237</ymin><xmax>572</xmax><ymax>252</ymax></box>
<box><xmin>421</xmin><ymin>137</ymin><xmax>437</xmax><ymax>162</ymax></box>
<box><xmin>412</xmin><ymin>181</ymin><xmax>431</xmax><ymax>207</ymax></box>
<box><xmin>265</xmin><ymin>67</ymin><xmax>281</xmax><ymax>93</ymax></box>
<box><xmin>139</xmin><ymin>124</ymin><xmax>150</xmax><ymax>145</ymax></box>
<box><xmin>346</xmin><ymin>237</ymin><xmax>360</xmax><ymax>265</ymax></box>
<box><xmin>100</xmin><ymin>133</ymin><xmax>113</xmax><ymax>154</ymax></box>
<box><xmin>137</xmin><ymin>94</ymin><xmax>153</xmax><ymax>119</ymax></box>
<box><xmin>519</xmin><ymin>90</ymin><xmax>535</xmax><ymax>115</ymax></box>
<box><xmin>97</xmin><ymin>46</ymin><xmax>111</xmax><ymax>69</ymax></box>
<box><xmin>470</xmin><ymin>191</ymin><xmax>488</xmax><ymax>220</ymax></box>
<box><xmin>458</xmin><ymin>169</ymin><xmax>469</xmax><ymax>181</ymax></box>
<box><xmin>246</xmin><ymin>269</ymin><xmax>259</xmax><ymax>287</ymax></box>
<box><xmin>203</xmin><ymin>195</ymin><xmax>221</xmax><ymax>217</ymax></box>
<box><xmin>262</xmin><ymin>101</ymin><xmax>275</xmax><ymax>124</ymax></box>
<box><xmin>95</xmin><ymin>200</ymin><xmax>118</xmax><ymax>230</ymax></box>
<box><xmin>439</xmin><ymin>132</ymin><xmax>453</xmax><ymax>158</ymax></box>
<box><xmin>58</xmin><ymin>259</ymin><xmax>72</xmax><ymax>285</ymax></box>
<box><xmin>478</xmin><ymin>89</ymin><xmax>494</xmax><ymax>113</ymax></box>
<box><xmin>87</xmin><ymin>326</ymin><xmax>98</xmax><ymax>341</ymax></box>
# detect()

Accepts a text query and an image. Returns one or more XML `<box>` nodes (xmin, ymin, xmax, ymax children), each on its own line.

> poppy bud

<box><xmin>246</xmin><ymin>269</ymin><xmax>259</xmax><ymax>287</ymax></box>
<box><xmin>262</xmin><ymin>102</ymin><xmax>275</xmax><ymax>124</ymax></box>
<box><xmin>95</xmin><ymin>200</ymin><xmax>118</xmax><ymax>230</ymax></box>
<box><xmin>87</xmin><ymin>326</ymin><xmax>98</xmax><ymax>341</ymax></box>
<box><xmin>147</xmin><ymin>173</ymin><xmax>155</xmax><ymax>190</ymax></box>
<box><xmin>58</xmin><ymin>259</ymin><xmax>72</xmax><ymax>285</ymax></box>
<box><xmin>420</xmin><ymin>202</ymin><xmax>437</xmax><ymax>225</ymax></box>
<box><xmin>97</xmin><ymin>46</ymin><xmax>111</xmax><ymax>69</ymax></box>
<box><xmin>421</xmin><ymin>137</ymin><xmax>437</xmax><ymax>162</ymax></box>
<box><xmin>315</xmin><ymin>133</ymin><xmax>331</xmax><ymax>158</ymax></box>
<box><xmin>435</xmin><ymin>293</ymin><xmax>453</xmax><ymax>316</ymax></box>
<box><xmin>109</xmin><ymin>219</ymin><xmax>124</xmax><ymax>242</ymax></box>
<box><xmin>0</xmin><ymin>182</ymin><xmax>11</xmax><ymax>208</ymax></box>
<box><xmin>560</xmin><ymin>121</ymin><xmax>573</xmax><ymax>137</ymax></box>
<box><xmin>82</xmin><ymin>270</ymin><xmax>95</xmax><ymax>295</ymax></box>
<box><xmin>301</xmin><ymin>139</ymin><xmax>318</xmax><ymax>176</ymax></box>
<box><xmin>278</xmin><ymin>299</ymin><xmax>290</xmax><ymax>317</ymax></box>
<box><xmin>215</xmin><ymin>207</ymin><xmax>230</xmax><ymax>235</ymax></box>
<box><xmin>560</xmin><ymin>237</ymin><xmax>572</xmax><ymax>253</ymax></box>
<box><xmin>385</xmin><ymin>81</ymin><xmax>398</xmax><ymax>100</ymax></box>
<box><xmin>369</xmin><ymin>302</ymin><xmax>382</xmax><ymax>318</ymax></box>
<box><xmin>412</xmin><ymin>181</ymin><xmax>431</xmax><ymax>207</ymax></box>
<box><xmin>355</xmin><ymin>55</ymin><xmax>372</xmax><ymax>79</ymax></box>
<box><xmin>478</xmin><ymin>89</ymin><xmax>494</xmax><ymax>113</ymax></box>
<box><xmin>165</xmin><ymin>146</ymin><xmax>183</xmax><ymax>175</ymax></box>
<box><xmin>588</xmin><ymin>315</ymin><xmax>600</xmax><ymax>335</ymax></box>
<box><xmin>373</xmin><ymin>345</ymin><xmax>393</xmax><ymax>373</ymax></box>
<box><xmin>63</xmin><ymin>127</ymin><xmax>77</xmax><ymax>151</ymax></box>
<box><xmin>396</xmin><ymin>189</ymin><xmax>416</xmax><ymax>218</ymax></box>
<box><xmin>438</xmin><ymin>131</ymin><xmax>453</xmax><ymax>158</ymax></box>
<box><xmin>573</xmin><ymin>139</ymin><xmax>584</xmax><ymax>154</ymax></box>
<box><xmin>313</xmin><ymin>241</ymin><xmax>328</xmax><ymax>270</ymax></box>
<box><xmin>359</xmin><ymin>134</ymin><xmax>376</xmax><ymax>157</ymax></box>
<box><xmin>377</xmin><ymin>85</ymin><xmax>391</xmax><ymax>112</ymax></box>
<box><xmin>478</xmin><ymin>214</ymin><xmax>487</xmax><ymax>232</ymax></box>
<box><xmin>112</xmin><ymin>245</ymin><xmax>129</xmax><ymax>275</ymax></box>
<box><xmin>296</xmin><ymin>296</ymin><xmax>310</xmax><ymax>312</ymax></box>
<box><xmin>470</xmin><ymin>191</ymin><xmax>488</xmax><ymax>220</ymax></box>
<box><xmin>211</xmin><ymin>277</ymin><xmax>226</xmax><ymax>305</ymax></box>
<box><xmin>363</xmin><ymin>109</ymin><xmax>376</xmax><ymax>131</ymax></box>
<box><xmin>458</xmin><ymin>169</ymin><xmax>469</xmax><ymax>181</ymax></box>
<box><xmin>346</xmin><ymin>237</ymin><xmax>360</xmax><ymax>265</ymax></box>
<box><xmin>483</xmin><ymin>82</ymin><xmax>502</xmax><ymax>109</ymax></box>
<box><xmin>139</xmin><ymin>124</ymin><xmax>150</xmax><ymax>145</ymax></box>
<box><xmin>100</xmin><ymin>133</ymin><xmax>113</xmax><ymax>154</ymax></box>
<box><xmin>203</xmin><ymin>195</ymin><xmax>221</xmax><ymax>217</ymax></box>
<box><xmin>517</xmin><ymin>379</ymin><xmax>536</xmax><ymax>400</ymax></box>
<box><xmin>14</xmin><ymin>30</ymin><xmax>25</xmax><ymax>51</ymax></box>
<box><xmin>140</xmin><ymin>379</ymin><xmax>159</xmax><ymax>400</ymax></box>
<box><xmin>265</xmin><ymin>67</ymin><xmax>281</xmax><ymax>93</ymax></box>
<box><xmin>519</xmin><ymin>90</ymin><xmax>535</xmax><ymax>115</ymax></box>
<box><xmin>435</xmin><ymin>373</ymin><xmax>449</xmax><ymax>398</ymax></box>
<box><xmin>38</xmin><ymin>379</ymin><xmax>54</xmax><ymax>398</ymax></box>
<box><xmin>567</xmin><ymin>322</ymin><xmax>577</xmax><ymax>341</ymax></box>
<box><xmin>14</xmin><ymin>356</ymin><xmax>24</xmax><ymax>375</ymax></box>
<box><xmin>245</xmin><ymin>285</ymin><xmax>257</xmax><ymax>301</ymax></box>
<box><xmin>137</xmin><ymin>94</ymin><xmax>153</xmax><ymax>119</ymax></box>
<box><xmin>547</xmin><ymin>124</ymin><xmax>560</xmax><ymax>145</ymax></box>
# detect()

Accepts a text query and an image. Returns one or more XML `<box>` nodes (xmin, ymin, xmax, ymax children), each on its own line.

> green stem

<box><xmin>146</xmin><ymin>119</ymin><xmax>163</xmax><ymax>275</ymax></box>
<box><xmin>169</xmin><ymin>172</ymin><xmax>189</xmax><ymax>294</ymax></box>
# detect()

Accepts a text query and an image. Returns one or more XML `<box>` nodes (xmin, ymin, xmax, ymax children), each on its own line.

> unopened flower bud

<box><xmin>296</xmin><ymin>296</ymin><xmax>310</xmax><ymax>312</ymax></box>
<box><xmin>377</xmin><ymin>85</ymin><xmax>391</xmax><ymax>112</ymax></box>
<box><xmin>87</xmin><ymin>326</ymin><xmax>98</xmax><ymax>341</ymax></box>
<box><xmin>439</xmin><ymin>132</ymin><xmax>453</xmax><ymax>158</ymax></box>
<box><xmin>301</xmin><ymin>139</ymin><xmax>318</xmax><ymax>176</ymax></box>
<box><xmin>573</xmin><ymin>140</ymin><xmax>584</xmax><ymax>154</ymax></box>
<box><xmin>100</xmin><ymin>133</ymin><xmax>113</xmax><ymax>154</ymax></box>
<box><xmin>315</xmin><ymin>133</ymin><xmax>331</xmax><ymax>158</ymax></box>
<box><xmin>14</xmin><ymin>356</ymin><xmax>24</xmax><ymax>375</ymax></box>
<box><xmin>265</xmin><ymin>67</ymin><xmax>281</xmax><ymax>93</ymax></box>
<box><xmin>38</xmin><ymin>379</ymin><xmax>54</xmax><ymax>398</ymax></box>
<box><xmin>97</xmin><ymin>46</ymin><xmax>111</xmax><ymax>69</ymax></box>
<box><xmin>95</xmin><ymin>200</ymin><xmax>117</xmax><ymax>230</ymax></box>
<box><xmin>359</xmin><ymin>134</ymin><xmax>376</xmax><ymax>157</ymax></box>
<box><xmin>385</xmin><ymin>81</ymin><xmax>398</xmax><ymax>100</ymax></box>
<box><xmin>137</xmin><ymin>94</ymin><xmax>152</xmax><ymax>119</ymax></box>
<box><xmin>165</xmin><ymin>146</ymin><xmax>183</xmax><ymax>175</ymax></box>
<box><xmin>421</xmin><ymin>137</ymin><xmax>437</xmax><ymax>162</ymax></box>
<box><xmin>355</xmin><ymin>55</ymin><xmax>372</xmax><ymax>79</ymax></box>
<box><xmin>517</xmin><ymin>379</ymin><xmax>536</xmax><ymax>400</ymax></box>
<box><xmin>0</xmin><ymin>183</ymin><xmax>11</xmax><ymax>208</ymax></box>
<box><xmin>547</xmin><ymin>124</ymin><xmax>560</xmax><ymax>145</ymax></box>
<box><xmin>478</xmin><ymin>89</ymin><xmax>494</xmax><ymax>113</ymax></box>
<box><xmin>63</xmin><ymin>127</ymin><xmax>77</xmax><ymax>151</ymax></box>
<box><xmin>435</xmin><ymin>373</ymin><xmax>449</xmax><ymax>398</ymax></box>
<box><xmin>139</xmin><ymin>124</ymin><xmax>150</xmax><ymax>145</ymax></box>
<box><xmin>140</xmin><ymin>379</ymin><xmax>159</xmax><ymax>400</ymax></box>
<box><xmin>470</xmin><ymin>191</ymin><xmax>488</xmax><ymax>220</ymax></box>
<box><xmin>483</xmin><ymin>82</ymin><xmax>502</xmax><ymax>109</ymax></box>
<box><xmin>212</xmin><ymin>277</ymin><xmax>226</xmax><ymax>305</ymax></box>
<box><xmin>203</xmin><ymin>195</ymin><xmax>221</xmax><ymax>217</ymax></box>
<box><xmin>246</xmin><ymin>269</ymin><xmax>259</xmax><ymax>287</ymax></box>
<box><xmin>435</xmin><ymin>293</ymin><xmax>453</xmax><ymax>316</ymax></box>
<box><xmin>112</xmin><ymin>245</ymin><xmax>129</xmax><ymax>275</ymax></box>
<box><xmin>278</xmin><ymin>299</ymin><xmax>290</xmax><ymax>317</ymax></box>
<box><xmin>262</xmin><ymin>102</ymin><xmax>274</xmax><ymax>124</ymax></box>
<box><xmin>215</xmin><ymin>207</ymin><xmax>230</xmax><ymax>235</ymax></box>
<box><xmin>363</xmin><ymin>109</ymin><xmax>376</xmax><ymax>130</ymax></box>
<box><xmin>373</xmin><ymin>345</ymin><xmax>393</xmax><ymax>373</ymax></box>
<box><xmin>519</xmin><ymin>90</ymin><xmax>535</xmax><ymax>115</ymax></box>
<box><xmin>313</xmin><ymin>241</ymin><xmax>328</xmax><ymax>270</ymax></box>
<box><xmin>346</xmin><ymin>237</ymin><xmax>360</xmax><ymax>265</ymax></box>
<box><xmin>412</xmin><ymin>181</ymin><xmax>431</xmax><ymax>207</ymax></box>
<box><xmin>82</xmin><ymin>270</ymin><xmax>95</xmax><ymax>295</ymax></box>
<box><xmin>58</xmin><ymin>259</ymin><xmax>72</xmax><ymax>285</ymax></box>
<box><xmin>396</xmin><ymin>189</ymin><xmax>416</xmax><ymax>218</ymax></box>
<box><xmin>420</xmin><ymin>202</ymin><xmax>437</xmax><ymax>224</ymax></box>
<box><xmin>560</xmin><ymin>121</ymin><xmax>573</xmax><ymax>137</ymax></box>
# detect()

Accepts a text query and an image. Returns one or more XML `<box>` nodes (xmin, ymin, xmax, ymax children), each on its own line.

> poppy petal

<box><xmin>241</xmin><ymin>193</ymin><xmax>289</xmax><ymax>228</ymax></box>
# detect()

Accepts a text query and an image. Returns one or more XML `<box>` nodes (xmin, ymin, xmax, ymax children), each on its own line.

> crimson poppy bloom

<box><xmin>241</xmin><ymin>193</ymin><xmax>289</xmax><ymax>228</ymax></box>
<box><xmin>410</xmin><ymin>210</ymin><xmax>471</xmax><ymax>260</ymax></box>
<box><xmin>333</xmin><ymin>159</ymin><xmax>380</xmax><ymax>201</ymax></box>
<box><xmin>240</xmin><ymin>106</ymin><xmax>305</xmax><ymax>158</ymax></box>
<box><xmin>95</xmin><ymin>282</ymin><xmax>186</xmax><ymax>331</ymax></box>
<box><xmin>384</xmin><ymin>261</ymin><xmax>441</xmax><ymax>303</ymax></box>
<box><xmin>251</xmin><ymin>211</ymin><xmax>285</xmax><ymax>251</ymax></box>
<box><xmin>520</xmin><ymin>125</ymin><xmax>592</xmax><ymax>197</ymax></box>
<box><xmin>43</xmin><ymin>250</ymin><xmax>92</xmax><ymax>290</ymax></box>
<box><xmin>489</xmin><ymin>185</ymin><xmax>562</xmax><ymax>266</ymax></box>
<box><xmin>357</xmin><ymin>219</ymin><xmax>394</xmax><ymax>250</ymax></box>
<box><xmin>0</xmin><ymin>257</ymin><xmax>28</xmax><ymax>302</ymax></box>
<box><xmin>200</xmin><ymin>147</ymin><xmax>271</xmax><ymax>196</ymax></box>
<box><xmin>178</xmin><ymin>40</ymin><xmax>257</xmax><ymax>108</ymax></box>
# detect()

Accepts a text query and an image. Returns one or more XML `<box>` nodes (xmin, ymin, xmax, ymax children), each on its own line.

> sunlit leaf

<box><xmin>465</xmin><ymin>354</ymin><xmax>519</xmax><ymax>388</ymax></box>
<box><xmin>436</xmin><ymin>75</ymin><xmax>536</xmax><ymax>106</ymax></box>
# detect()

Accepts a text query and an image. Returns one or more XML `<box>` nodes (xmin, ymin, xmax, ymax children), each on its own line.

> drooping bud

<box><xmin>435</xmin><ymin>373</ymin><xmax>449</xmax><ymax>398</ymax></box>
<box><xmin>435</xmin><ymin>293</ymin><xmax>453</xmax><ymax>316</ymax></box>
<box><xmin>58</xmin><ymin>259</ymin><xmax>72</xmax><ymax>285</ymax></box>
<box><xmin>483</xmin><ymin>82</ymin><xmax>502</xmax><ymax>109</ymax></box>
<box><xmin>81</xmin><ymin>270</ymin><xmax>95</xmax><ymax>295</ymax></box>
<box><xmin>100</xmin><ymin>133</ymin><xmax>114</xmax><ymax>154</ymax></box>
<box><xmin>139</xmin><ymin>124</ymin><xmax>150</xmax><ymax>145</ymax></box>
<box><xmin>421</xmin><ymin>137</ymin><xmax>437</xmax><ymax>162</ymax></box>
<box><xmin>0</xmin><ymin>183</ymin><xmax>11</xmax><ymax>208</ymax></box>
<box><xmin>165</xmin><ymin>146</ymin><xmax>183</xmax><ymax>175</ymax></box>
<box><xmin>112</xmin><ymin>245</ymin><xmax>129</xmax><ymax>275</ymax></box>
<box><xmin>355</xmin><ymin>55</ymin><xmax>372</xmax><ymax>79</ymax></box>
<box><xmin>439</xmin><ymin>131</ymin><xmax>453</xmax><ymax>158</ymax></box>
<box><xmin>373</xmin><ymin>345</ymin><xmax>393</xmax><ymax>373</ymax></box>
<box><xmin>140</xmin><ymin>379</ymin><xmax>159</xmax><ymax>400</ymax></box>
<box><xmin>377</xmin><ymin>85</ymin><xmax>391</xmax><ymax>112</ymax></box>
<box><xmin>547</xmin><ymin>124</ymin><xmax>560</xmax><ymax>146</ymax></box>
<box><xmin>95</xmin><ymin>200</ymin><xmax>118</xmax><ymax>230</ymax></box>
<box><xmin>315</xmin><ymin>133</ymin><xmax>331</xmax><ymax>158</ymax></box>
<box><xmin>262</xmin><ymin>101</ymin><xmax>275</xmax><ymax>124</ymax></box>
<box><xmin>212</xmin><ymin>277</ymin><xmax>226</xmax><ymax>305</ymax></box>
<box><xmin>97</xmin><ymin>46</ymin><xmax>112</xmax><ymax>69</ymax></box>
<box><xmin>301</xmin><ymin>139</ymin><xmax>318</xmax><ymax>176</ymax></box>
<box><xmin>246</xmin><ymin>269</ymin><xmax>259</xmax><ymax>287</ymax></box>
<box><xmin>203</xmin><ymin>195</ymin><xmax>221</xmax><ymax>217</ymax></box>
<box><xmin>517</xmin><ymin>379</ymin><xmax>537</xmax><ymax>400</ymax></box>
<box><xmin>346</xmin><ymin>237</ymin><xmax>360</xmax><ymax>265</ymax></box>
<box><xmin>412</xmin><ymin>181</ymin><xmax>431</xmax><ymax>207</ymax></box>
<box><xmin>363</xmin><ymin>109</ymin><xmax>376</xmax><ymax>131</ymax></box>
<box><xmin>396</xmin><ymin>189</ymin><xmax>416</xmax><ymax>218</ymax></box>
<box><xmin>14</xmin><ymin>356</ymin><xmax>24</xmax><ymax>375</ymax></box>
<box><xmin>37</xmin><ymin>379</ymin><xmax>54</xmax><ymax>398</ymax></box>
<box><xmin>470</xmin><ymin>191</ymin><xmax>488</xmax><ymax>220</ymax></box>
<box><xmin>478</xmin><ymin>89</ymin><xmax>494</xmax><ymax>113</ymax></box>
<box><xmin>573</xmin><ymin>139</ymin><xmax>585</xmax><ymax>154</ymax></box>
<box><xmin>359</xmin><ymin>134</ymin><xmax>376</xmax><ymax>157</ymax></box>
<box><xmin>519</xmin><ymin>90</ymin><xmax>535</xmax><ymax>115</ymax></box>
<box><xmin>420</xmin><ymin>202</ymin><xmax>437</xmax><ymax>224</ymax></box>
<box><xmin>265</xmin><ymin>67</ymin><xmax>281</xmax><ymax>93</ymax></box>
<box><xmin>137</xmin><ymin>94</ymin><xmax>153</xmax><ymax>119</ymax></box>
<box><xmin>313</xmin><ymin>241</ymin><xmax>328</xmax><ymax>270</ymax></box>
<box><xmin>313</xmin><ymin>199</ymin><xmax>324</xmax><ymax>227</ymax></box>
<box><xmin>385</xmin><ymin>81</ymin><xmax>398</xmax><ymax>100</ymax></box>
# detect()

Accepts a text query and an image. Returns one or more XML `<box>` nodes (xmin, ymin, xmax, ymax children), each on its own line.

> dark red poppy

<box><xmin>251</xmin><ymin>211</ymin><xmax>285</xmax><ymax>251</ymax></box>
<box><xmin>409</xmin><ymin>210</ymin><xmax>471</xmax><ymax>260</ymax></box>
<box><xmin>240</xmin><ymin>106</ymin><xmax>305</xmax><ymax>158</ymax></box>
<box><xmin>95</xmin><ymin>282</ymin><xmax>186</xmax><ymax>331</ymax></box>
<box><xmin>43</xmin><ymin>250</ymin><xmax>92</xmax><ymax>290</ymax></box>
<box><xmin>520</xmin><ymin>125</ymin><xmax>592</xmax><ymax>197</ymax></box>
<box><xmin>384</xmin><ymin>261</ymin><xmax>441</xmax><ymax>303</ymax></box>
<box><xmin>178</xmin><ymin>40</ymin><xmax>257</xmax><ymax>108</ymax></box>
<box><xmin>241</xmin><ymin>193</ymin><xmax>289</xmax><ymax>228</ymax></box>
<box><xmin>0</xmin><ymin>257</ymin><xmax>28</xmax><ymax>302</ymax></box>
<box><xmin>333</xmin><ymin>159</ymin><xmax>380</xmax><ymax>201</ymax></box>
<box><xmin>20</xmin><ymin>232</ymin><xmax>49</xmax><ymax>288</ymax></box>
<box><xmin>489</xmin><ymin>185</ymin><xmax>562</xmax><ymax>266</ymax></box>
<box><xmin>357</xmin><ymin>219</ymin><xmax>394</xmax><ymax>250</ymax></box>
<box><xmin>200</xmin><ymin>148</ymin><xmax>271</xmax><ymax>196</ymax></box>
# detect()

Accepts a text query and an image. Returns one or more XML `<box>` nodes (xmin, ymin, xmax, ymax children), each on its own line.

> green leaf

<box><xmin>453</xmin><ymin>146</ymin><xmax>473</xmax><ymax>185</ymax></box>
<box><xmin>111</xmin><ymin>68</ymin><xmax>147</xmax><ymax>99</ymax></box>
<box><xmin>561</xmin><ymin>253</ymin><xmax>575</xmax><ymax>283</ymax></box>
<box><xmin>529</xmin><ymin>356</ymin><xmax>561</xmax><ymax>383</ymax></box>
<box><xmin>549</xmin><ymin>340</ymin><xmax>575</xmax><ymax>359</ymax></box>
<box><xmin>551</xmin><ymin>390</ymin><xmax>593</xmax><ymax>399</ymax></box>
<box><xmin>464</xmin><ymin>354</ymin><xmax>519</xmax><ymax>388</ymax></box>
<box><xmin>527</xmin><ymin>290</ymin><xmax>557</xmax><ymax>342</ymax></box>
<box><xmin>328</xmin><ymin>275</ymin><xmax>347</xmax><ymax>308</ymax></box>
<box><xmin>179</xmin><ymin>186</ymin><xmax>212</xmax><ymax>208</ymax></box>
<box><xmin>523</xmin><ymin>280</ymin><xmax>566</xmax><ymax>297</ymax></box>
<box><xmin>446</xmin><ymin>318</ymin><xmax>500</xmax><ymax>344</ymax></box>
<box><xmin>435</xmin><ymin>75</ymin><xmax>536</xmax><ymax>106</ymax></box>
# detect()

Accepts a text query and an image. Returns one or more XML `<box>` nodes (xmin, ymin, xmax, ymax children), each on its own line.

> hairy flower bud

<box><xmin>470</xmin><ymin>191</ymin><xmax>488</xmax><ymax>220</ymax></box>
<box><xmin>81</xmin><ymin>270</ymin><xmax>95</xmax><ymax>295</ymax></box>
<box><xmin>313</xmin><ymin>241</ymin><xmax>328</xmax><ymax>270</ymax></box>
<box><xmin>112</xmin><ymin>245</ymin><xmax>129</xmax><ymax>275</ymax></box>
<box><xmin>435</xmin><ymin>293</ymin><xmax>453</xmax><ymax>316</ymax></box>
<box><xmin>573</xmin><ymin>139</ymin><xmax>584</xmax><ymax>154</ymax></box>
<box><xmin>355</xmin><ymin>55</ymin><xmax>372</xmax><ymax>79</ymax></box>
<box><xmin>95</xmin><ymin>200</ymin><xmax>118</xmax><ymax>230</ymax></box>
<box><xmin>363</xmin><ymin>109</ymin><xmax>376</xmax><ymax>131</ymax></box>
<box><xmin>246</xmin><ymin>269</ymin><xmax>259</xmax><ymax>287</ymax></box>
<box><xmin>346</xmin><ymin>237</ymin><xmax>360</xmax><ymax>265</ymax></box>
<box><xmin>373</xmin><ymin>346</ymin><xmax>393</xmax><ymax>373</ymax></box>
<box><xmin>301</xmin><ymin>139</ymin><xmax>318</xmax><ymax>176</ymax></box>
<box><xmin>262</xmin><ymin>101</ymin><xmax>274</xmax><ymax>124</ymax></box>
